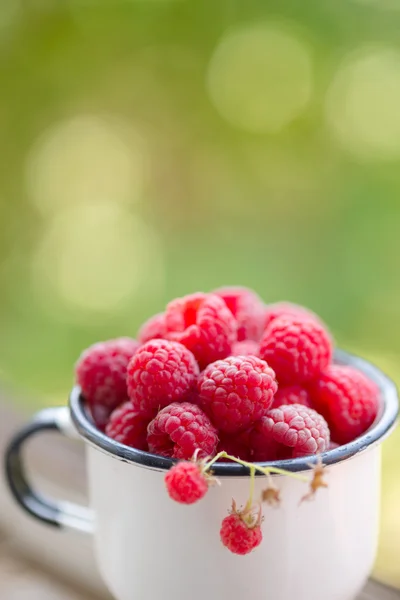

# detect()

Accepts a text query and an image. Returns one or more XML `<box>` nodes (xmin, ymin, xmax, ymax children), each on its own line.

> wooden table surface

<box><xmin>0</xmin><ymin>527</ymin><xmax>398</xmax><ymax>599</ymax></box>
<box><xmin>0</xmin><ymin>538</ymin><xmax>100</xmax><ymax>599</ymax></box>
<box><xmin>1</xmin><ymin>398</ymin><xmax>399</xmax><ymax>600</ymax></box>
<box><xmin>361</xmin><ymin>581</ymin><xmax>400</xmax><ymax>599</ymax></box>
<box><xmin>0</xmin><ymin>537</ymin><xmax>397</xmax><ymax>600</ymax></box>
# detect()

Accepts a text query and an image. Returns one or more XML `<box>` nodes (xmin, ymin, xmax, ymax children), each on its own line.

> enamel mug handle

<box><xmin>4</xmin><ymin>406</ymin><xmax>94</xmax><ymax>534</ymax></box>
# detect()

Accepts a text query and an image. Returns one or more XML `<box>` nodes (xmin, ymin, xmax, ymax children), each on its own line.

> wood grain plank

<box><xmin>0</xmin><ymin>395</ymin><xmax>109</xmax><ymax>597</ymax></box>
<box><xmin>1</xmin><ymin>395</ymin><xmax>399</xmax><ymax>600</ymax></box>
<box><xmin>0</xmin><ymin>542</ymin><xmax>97</xmax><ymax>600</ymax></box>
<box><xmin>1</xmin><ymin>532</ymin><xmax>399</xmax><ymax>600</ymax></box>
<box><xmin>359</xmin><ymin>580</ymin><xmax>400</xmax><ymax>599</ymax></box>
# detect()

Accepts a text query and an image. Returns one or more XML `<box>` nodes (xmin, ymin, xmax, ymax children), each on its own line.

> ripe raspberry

<box><xmin>309</xmin><ymin>365</ymin><xmax>379</xmax><ymax>444</ymax></box>
<box><xmin>75</xmin><ymin>338</ymin><xmax>140</xmax><ymax>430</ymax></box>
<box><xmin>165</xmin><ymin>461</ymin><xmax>209</xmax><ymax>504</ymax></box>
<box><xmin>213</xmin><ymin>286</ymin><xmax>265</xmax><ymax>341</ymax></box>
<box><xmin>147</xmin><ymin>402</ymin><xmax>219</xmax><ymax>459</ymax></box>
<box><xmin>198</xmin><ymin>355</ymin><xmax>277</xmax><ymax>434</ymax></box>
<box><xmin>106</xmin><ymin>402</ymin><xmax>149</xmax><ymax>451</ymax></box>
<box><xmin>263</xmin><ymin>302</ymin><xmax>320</xmax><ymax>331</ymax></box>
<box><xmin>220</xmin><ymin>502</ymin><xmax>263</xmax><ymax>555</ymax></box>
<box><xmin>138</xmin><ymin>312</ymin><xmax>166</xmax><ymax>344</ymax></box>
<box><xmin>231</xmin><ymin>340</ymin><xmax>259</xmax><ymax>356</ymax></box>
<box><xmin>127</xmin><ymin>339</ymin><xmax>199</xmax><ymax>414</ymax></box>
<box><xmin>249</xmin><ymin>404</ymin><xmax>330</xmax><ymax>460</ymax></box>
<box><xmin>272</xmin><ymin>385</ymin><xmax>312</xmax><ymax>409</ymax></box>
<box><xmin>259</xmin><ymin>316</ymin><xmax>332</xmax><ymax>385</ymax></box>
<box><xmin>164</xmin><ymin>292</ymin><xmax>237</xmax><ymax>369</ymax></box>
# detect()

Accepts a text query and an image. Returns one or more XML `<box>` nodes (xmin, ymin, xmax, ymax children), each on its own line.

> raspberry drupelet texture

<box><xmin>249</xmin><ymin>403</ymin><xmax>330</xmax><ymax>460</ymax></box>
<box><xmin>127</xmin><ymin>339</ymin><xmax>199</xmax><ymax>415</ymax></box>
<box><xmin>147</xmin><ymin>402</ymin><xmax>219</xmax><ymax>459</ymax></box>
<box><xmin>272</xmin><ymin>385</ymin><xmax>312</xmax><ymax>409</ymax></box>
<box><xmin>75</xmin><ymin>338</ymin><xmax>140</xmax><ymax>430</ymax></box>
<box><xmin>164</xmin><ymin>292</ymin><xmax>237</xmax><ymax>369</ymax></box>
<box><xmin>220</xmin><ymin>503</ymin><xmax>263</xmax><ymax>555</ymax></box>
<box><xmin>263</xmin><ymin>302</ymin><xmax>321</xmax><ymax>331</ymax></box>
<box><xmin>309</xmin><ymin>365</ymin><xmax>379</xmax><ymax>445</ymax></box>
<box><xmin>138</xmin><ymin>312</ymin><xmax>166</xmax><ymax>344</ymax></box>
<box><xmin>259</xmin><ymin>316</ymin><xmax>332</xmax><ymax>385</ymax></box>
<box><xmin>197</xmin><ymin>355</ymin><xmax>278</xmax><ymax>434</ymax></box>
<box><xmin>213</xmin><ymin>286</ymin><xmax>265</xmax><ymax>341</ymax></box>
<box><xmin>165</xmin><ymin>461</ymin><xmax>209</xmax><ymax>504</ymax></box>
<box><xmin>231</xmin><ymin>340</ymin><xmax>259</xmax><ymax>357</ymax></box>
<box><xmin>106</xmin><ymin>402</ymin><xmax>150</xmax><ymax>451</ymax></box>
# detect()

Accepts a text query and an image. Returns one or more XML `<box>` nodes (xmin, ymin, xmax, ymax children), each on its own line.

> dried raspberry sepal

<box><xmin>300</xmin><ymin>456</ymin><xmax>329</xmax><ymax>503</ymax></box>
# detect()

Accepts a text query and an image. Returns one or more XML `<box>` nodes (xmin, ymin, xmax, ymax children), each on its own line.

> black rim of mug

<box><xmin>69</xmin><ymin>349</ymin><xmax>399</xmax><ymax>476</ymax></box>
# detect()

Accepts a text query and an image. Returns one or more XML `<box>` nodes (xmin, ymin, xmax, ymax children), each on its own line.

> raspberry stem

<box><xmin>204</xmin><ymin>451</ymin><xmax>309</xmax><ymax>483</ymax></box>
<box><xmin>246</xmin><ymin>465</ymin><xmax>256</xmax><ymax>509</ymax></box>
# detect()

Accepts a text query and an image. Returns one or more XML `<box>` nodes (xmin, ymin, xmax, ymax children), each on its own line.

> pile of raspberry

<box><xmin>75</xmin><ymin>287</ymin><xmax>380</xmax><ymax>462</ymax></box>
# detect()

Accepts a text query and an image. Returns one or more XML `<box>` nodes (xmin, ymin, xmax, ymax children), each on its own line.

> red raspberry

<box><xmin>272</xmin><ymin>385</ymin><xmax>312</xmax><ymax>409</ymax></box>
<box><xmin>165</xmin><ymin>461</ymin><xmax>209</xmax><ymax>504</ymax></box>
<box><xmin>249</xmin><ymin>404</ymin><xmax>330</xmax><ymax>460</ymax></box>
<box><xmin>220</xmin><ymin>502</ymin><xmax>263</xmax><ymax>555</ymax></box>
<box><xmin>165</xmin><ymin>292</ymin><xmax>237</xmax><ymax>369</ymax></box>
<box><xmin>138</xmin><ymin>312</ymin><xmax>166</xmax><ymax>344</ymax></box>
<box><xmin>198</xmin><ymin>356</ymin><xmax>277</xmax><ymax>434</ymax></box>
<box><xmin>309</xmin><ymin>365</ymin><xmax>379</xmax><ymax>444</ymax></box>
<box><xmin>217</xmin><ymin>431</ymin><xmax>252</xmax><ymax>461</ymax></box>
<box><xmin>231</xmin><ymin>340</ymin><xmax>259</xmax><ymax>356</ymax></box>
<box><xmin>263</xmin><ymin>302</ymin><xmax>320</xmax><ymax>331</ymax></box>
<box><xmin>127</xmin><ymin>339</ymin><xmax>199</xmax><ymax>414</ymax></box>
<box><xmin>213</xmin><ymin>286</ymin><xmax>265</xmax><ymax>341</ymax></box>
<box><xmin>105</xmin><ymin>402</ymin><xmax>149</xmax><ymax>451</ymax></box>
<box><xmin>259</xmin><ymin>316</ymin><xmax>332</xmax><ymax>385</ymax></box>
<box><xmin>147</xmin><ymin>402</ymin><xmax>219</xmax><ymax>459</ymax></box>
<box><xmin>75</xmin><ymin>338</ymin><xmax>140</xmax><ymax>430</ymax></box>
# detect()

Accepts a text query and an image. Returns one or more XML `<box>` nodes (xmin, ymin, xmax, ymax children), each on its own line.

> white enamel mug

<box><xmin>4</xmin><ymin>350</ymin><xmax>399</xmax><ymax>600</ymax></box>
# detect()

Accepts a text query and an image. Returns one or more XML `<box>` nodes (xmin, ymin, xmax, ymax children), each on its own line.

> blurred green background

<box><xmin>0</xmin><ymin>0</ymin><xmax>399</xmax><ymax>586</ymax></box>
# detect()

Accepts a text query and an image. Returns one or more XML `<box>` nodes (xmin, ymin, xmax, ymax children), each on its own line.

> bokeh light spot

<box><xmin>25</xmin><ymin>115</ymin><xmax>147</xmax><ymax>216</ymax></box>
<box><xmin>353</xmin><ymin>0</ymin><xmax>400</xmax><ymax>9</ymax></box>
<box><xmin>31</xmin><ymin>204</ymin><xmax>164</xmax><ymax>318</ymax></box>
<box><xmin>326</xmin><ymin>47</ymin><xmax>400</xmax><ymax>160</ymax></box>
<box><xmin>0</xmin><ymin>0</ymin><xmax>21</xmax><ymax>34</ymax></box>
<box><xmin>206</xmin><ymin>23</ymin><xmax>313</xmax><ymax>134</ymax></box>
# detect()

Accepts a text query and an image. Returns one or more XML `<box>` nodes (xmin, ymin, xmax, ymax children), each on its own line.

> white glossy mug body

<box><xmin>5</xmin><ymin>350</ymin><xmax>398</xmax><ymax>600</ymax></box>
